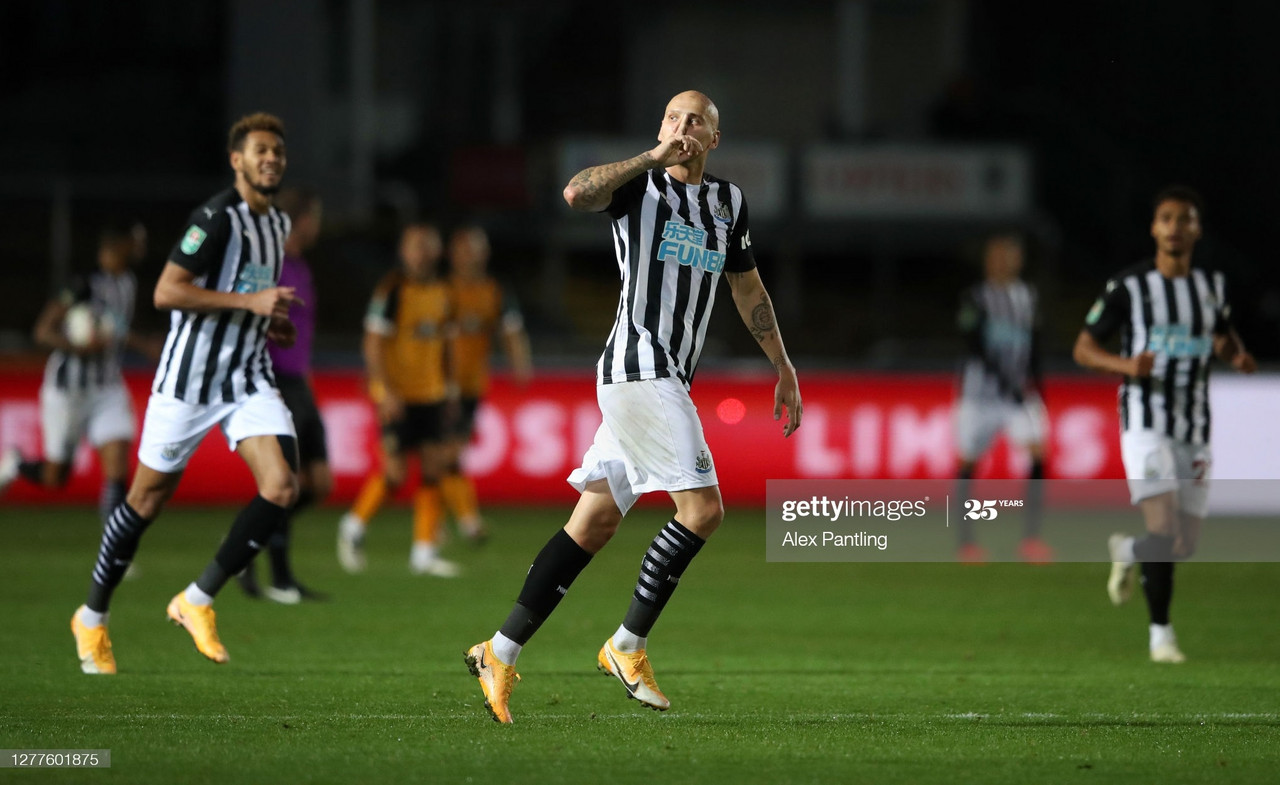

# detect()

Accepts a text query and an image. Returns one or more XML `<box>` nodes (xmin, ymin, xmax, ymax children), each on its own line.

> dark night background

<box><xmin>1</xmin><ymin>0</ymin><xmax>1276</xmax><ymax>366</ymax></box>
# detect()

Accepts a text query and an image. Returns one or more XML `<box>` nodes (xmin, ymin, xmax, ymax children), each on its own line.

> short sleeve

<box><xmin>1083</xmin><ymin>278</ymin><xmax>1130</xmax><ymax>341</ymax></box>
<box><xmin>169</xmin><ymin>204</ymin><xmax>230</xmax><ymax>275</ymax></box>
<box><xmin>723</xmin><ymin>195</ymin><xmax>757</xmax><ymax>273</ymax></box>
<box><xmin>604</xmin><ymin>173</ymin><xmax>648</xmax><ymax>220</ymax></box>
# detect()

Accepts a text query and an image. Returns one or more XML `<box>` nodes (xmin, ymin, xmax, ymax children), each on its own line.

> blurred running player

<box><xmin>952</xmin><ymin>232</ymin><xmax>1050</xmax><ymax>563</ymax></box>
<box><xmin>68</xmin><ymin>113</ymin><xmax>302</xmax><ymax>674</ymax></box>
<box><xmin>1074</xmin><ymin>186</ymin><xmax>1256</xmax><ymax>663</ymax></box>
<box><xmin>237</xmin><ymin>187</ymin><xmax>330</xmax><ymax>603</ymax></box>
<box><xmin>1</xmin><ymin>223</ymin><xmax>150</xmax><ymax>527</ymax></box>
<box><xmin>441</xmin><ymin>224</ymin><xmax>533</xmax><ymax>543</ymax></box>
<box><xmin>336</xmin><ymin>222</ymin><xmax>461</xmax><ymax>577</ymax></box>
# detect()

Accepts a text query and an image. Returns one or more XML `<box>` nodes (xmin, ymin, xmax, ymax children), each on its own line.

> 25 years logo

<box><xmin>963</xmin><ymin>499</ymin><xmax>1024</xmax><ymax>520</ymax></box>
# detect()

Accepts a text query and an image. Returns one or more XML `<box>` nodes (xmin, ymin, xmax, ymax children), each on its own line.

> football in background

<box><xmin>63</xmin><ymin>303</ymin><xmax>97</xmax><ymax>348</ymax></box>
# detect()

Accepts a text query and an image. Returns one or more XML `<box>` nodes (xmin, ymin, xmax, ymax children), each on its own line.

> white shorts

<box><xmin>954</xmin><ymin>394</ymin><xmax>1047</xmax><ymax>461</ymax></box>
<box><xmin>137</xmin><ymin>389</ymin><xmax>296</xmax><ymax>473</ymax></box>
<box><xmin>1120</xmin><ymin>429</ymin><xmax>1211</xmax><ymax>517</ymax></box>
<box><xmin>40</xmin><ymin>383</ymin><xmax>136</xmax><ymax>463</ymax></box>
<box><xmin>567</xmin><ymin>377</ymin><xmax>718</xmax><ymax>515</ymax></box>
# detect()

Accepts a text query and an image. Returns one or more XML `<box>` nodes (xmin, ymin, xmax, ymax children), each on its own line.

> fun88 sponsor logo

<box><xmin>1146</xmin><ymin>324</ymin><xmax>1212</xmax><ymax>359</ymax></box>
<box><xmin>234</xmin><ymin>264</ymin><xmax>275</xmax><ymax>294</ymax></box>
<box><xmin>657</xmin><ymin>221</ymin><xmax>726</xmax><ymax>273</ymax></box>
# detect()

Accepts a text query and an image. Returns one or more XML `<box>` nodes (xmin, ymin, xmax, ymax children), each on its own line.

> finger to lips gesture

<box><xmin>652</xmin><ymin>135</ymin><xmax>703</xmax><ymax>167</ymax></box>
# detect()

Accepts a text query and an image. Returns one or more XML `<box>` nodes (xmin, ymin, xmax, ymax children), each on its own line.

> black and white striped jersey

<box><xmin>43</xmin><ymin>270</ymin><xmax>137</xmax><ymax>392</ymax></box>
<box><xmin>1084</xmin><ymin>260</ymin><xmax>1232</xmax><ymax>444</ymax></box>
<box><xmin>957</xmin><ymin>280</ymin><xmax>1040</xmax><ymax>402</ymax></box>
<box><xmin>152</xmin><ymin>187</ymin><xmax>291</xmax><ymax>404</ymax></box>
<box><xmin>596</xmin><ymin>169</ymin><xmax>756</xmax><ymax>388</ymax></box>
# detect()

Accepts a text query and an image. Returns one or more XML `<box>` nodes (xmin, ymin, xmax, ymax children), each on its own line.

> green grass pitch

<box><xmin>1</xmin><ymin>504</ymin><xmax>1277</xmax><ymax>784</ymax></box>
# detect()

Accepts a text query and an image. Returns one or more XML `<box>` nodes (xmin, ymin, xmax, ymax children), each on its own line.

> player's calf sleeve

<box><xmin>99</xmin><ymin>479</ymin><xmax>127</xmax><ymax>528</ymax></box>
<box><xmin>1133</xmin><ymin>533</ymin><xmax>1175</xmax><ymax>562</ymax></box>
<box><xmin>621</xmin><ymin>519</ymin><xmax>706</xmax><ymax>638</ymax></box>
<box><xmin>86</xmin><ymin>503</ymin><xmax>153</xmax><ymax>612</ymax></box>
<box><xmin>1140</xmin><ymin>561</ymin><xmax>1175</xmax><ymax>625</ymax></box>
<box><xmin>195</xmin><ymin>496</ymin><xmax>288</xmax><ymax>596</ymax></box>
<box><xmin>499</xmin><ymin>529</ymin><xmax>594</xmax><ymax>645</ymax></box>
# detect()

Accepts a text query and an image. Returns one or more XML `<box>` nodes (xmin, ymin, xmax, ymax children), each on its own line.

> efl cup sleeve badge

<box><xmin>1085</xmin><ymin>298</ymin><xmax>1104</xmax><ymax>325</ymax></box>
<box><xmin>180</xmin><ymin>225</ymin><xmax>208</xmax><ymax>255</ymax></box>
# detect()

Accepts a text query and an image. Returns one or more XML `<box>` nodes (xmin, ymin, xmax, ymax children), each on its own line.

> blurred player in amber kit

<box><xmin>442</xmin><ymin>224</ymin><xmax>533</xmax><ymax>542</ymax></box>
<box><xmin>237</xmin><ymin>187</ymin><xmax>330</xmax><ymax>603</ymax></box>
<box><xmin>0</xmin><ymin>223</ymin><xmax>153</xmax><ymax>526</ymax></box>
<box><xmin>337</xmin><ymin>222</ymin><xmax>461</xmax><ymax>577</ymax></box>
<box><xmin>1075</xmin><ymin>186</ymin><xmax>1256</xmax><ymax>663</ymax></box>
<box><xmin>952</xmin><ymin>232</ymin><xmax>1050</xmax><ymax>563</ymax></box>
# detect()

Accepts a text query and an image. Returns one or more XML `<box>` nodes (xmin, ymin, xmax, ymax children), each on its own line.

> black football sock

<box><xmin>1140</xmin><ymin>561</ymin><xmax>1175</xmax><ymax>626</ymax></box>
<box><xmin>955</xmin><ymin>466</ymin><xmax>975</xmax><ymax>546</ymax></box>
<box><xmin>620</xmin><ymin>519</ymin><xmax>706</xmax><ymax>638</ymax></box>
<box><xmin>267</xmin><ymin>517</ymin><xmax>295</xmax><ymax>587</ymax></box>
<box><xmin>86</xmin><ymin>503</ymin><xmax>153</xmax><ymax>613</ymax></box>
<box><xmin>1023</xmin><ymin>459</ymin><xmax>1045</xmax><ymax>538</ymax></box>
<box><xmin>18</xmin><ymin>460</ymin><xmax>42</xmax><ymax>485</ymax></box>
<box><xmin>195</xmin><ymin>496</ymin><xmax>288</xmax><ymax>597</ymax></box>
<box><xmin>498</xmin><ymin>529</ymin><xmax>593</xmax><ymax>645</ymax></box>
<box><xmin>99</xmin><ymin>479</ymin><xmax>127</xmax><ymax>529</ymax></box>
<box><xmin>1132</xmin><ymin>533</ymin><xmax>1175</xmax><ymax>562</ymax></box>
<box><xmin>267</xmin><ymin>488</ymin><xmax>316</xmax><ymax>586</ymax></box>
<box><xmin>293</xmin><ymin>487</ymin><xmax>316</xmax><ymax>513</ymax></box>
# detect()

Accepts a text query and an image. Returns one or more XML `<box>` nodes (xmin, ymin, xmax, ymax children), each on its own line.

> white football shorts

<box><xmin>1120</xmin><ymin>429</ymin><xmax>1211</xmax><ymax>517</ymax></box>
<box><xmin>954</xmin><ymin>393</ymin><xmax>1047</xmax><ymax>461</ymax></box>
<box><xmin>40</xmin><ymin>383</ymin><xmax>136</xmax><ymax>463</ymax></box>
<box><xmin>568</xmin><ymin>377</ymin><xmax>718</xmax><ymax>515</ymax></box>
<box><xmin>137</xmin><ymin>389</ymin><xmax>296</xmax><ymax>473</ymax></box>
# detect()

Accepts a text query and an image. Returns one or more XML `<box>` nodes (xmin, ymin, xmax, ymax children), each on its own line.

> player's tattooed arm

<box><xmin>562</xmin><ymin>153</ymin><xmax>656</xmax><ymax>212</ymax></box>
<box><xmin>728</xmin><ymin>269</ymin><xmax>802</xmax><ymax>436</ymax></box>
<box><xmin>747</xmin><ymin>291</ymin><xmax>777</xmax><ymax>345</ymax></box>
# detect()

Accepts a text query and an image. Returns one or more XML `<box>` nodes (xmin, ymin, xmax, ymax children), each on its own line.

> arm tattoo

<box><xmin>749</xmin><ymin>291</ymin><xmax>776</xmax><ymax>343</ymax></box>
<box><xmin>568</xmin><ymin>153</ymin><xmax>655</xmax><ymax>206</ymax></box>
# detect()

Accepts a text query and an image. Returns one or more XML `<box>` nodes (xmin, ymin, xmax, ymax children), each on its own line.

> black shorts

<box><xmin>446</xmin><ymin>397</ymin><xmax>481</xmax><ymax>440</ymax></box>
<box><xmin>276</xmin><ymin>374</ymin><xmax>328</xmax><ymax>464</ymax></box>
<box><xmin>384</xmin><ymin>403</ymin><xmax>447</xmax><ymax>452</ymax></box>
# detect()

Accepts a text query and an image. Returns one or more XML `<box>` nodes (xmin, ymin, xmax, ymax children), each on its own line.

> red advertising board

<box><xmin>0</xmin><ymin>368</ymin><xmax>1126</xmax><ymax>507</ymax></box>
